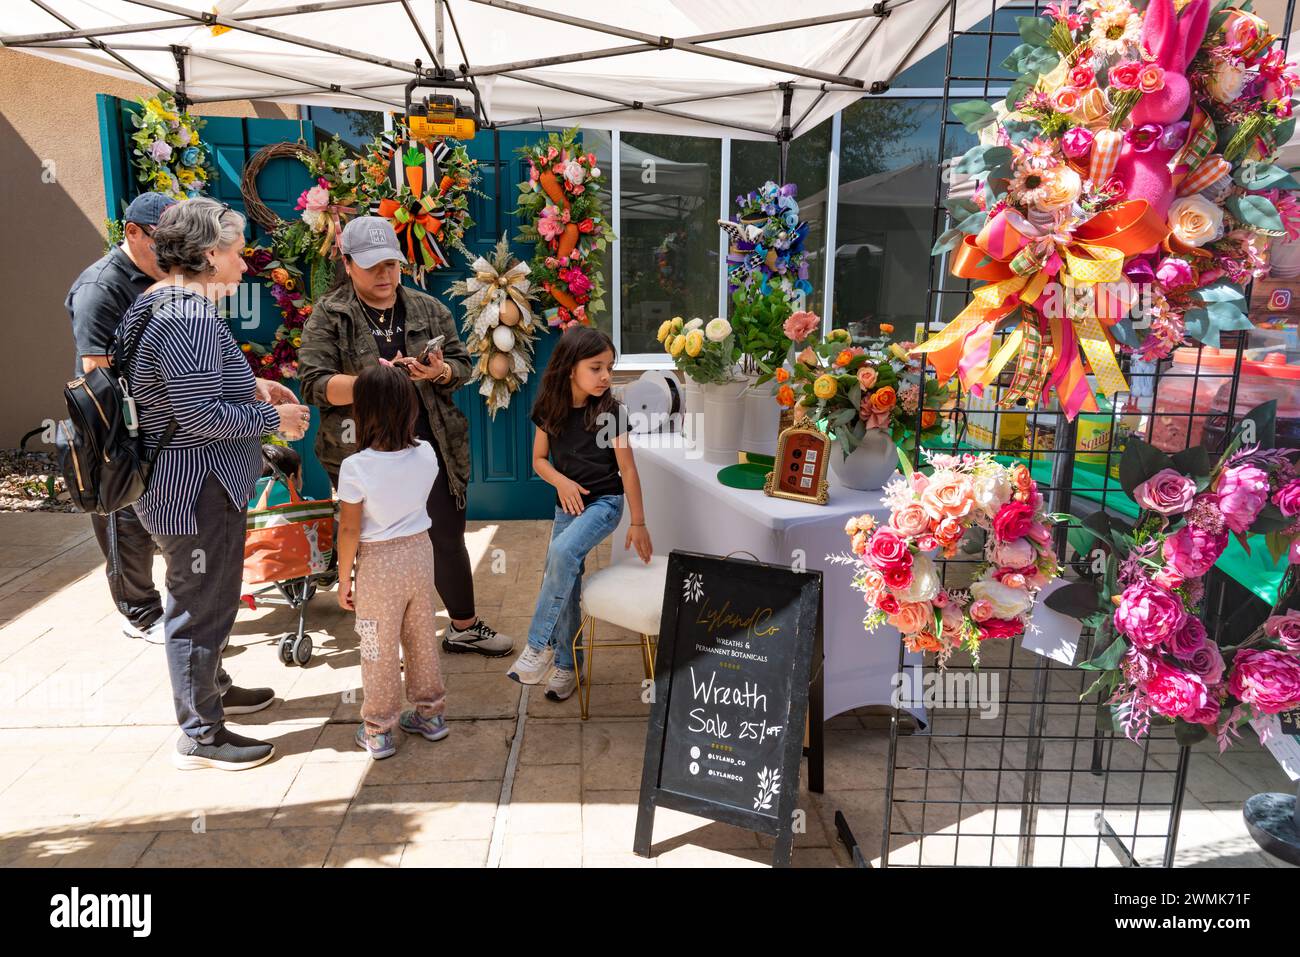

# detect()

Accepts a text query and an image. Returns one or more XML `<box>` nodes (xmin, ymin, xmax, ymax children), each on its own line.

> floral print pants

<box><xmin>353</xmin><ymin>532</ymin><xmax>447</xmax><ymax>733</ymax></box>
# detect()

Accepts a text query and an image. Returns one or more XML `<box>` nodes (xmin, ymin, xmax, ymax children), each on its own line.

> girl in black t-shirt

<box><xmin>507</xmin><ymin>327</ymin><xmax>653</xmax><ymax>701</ymax></box>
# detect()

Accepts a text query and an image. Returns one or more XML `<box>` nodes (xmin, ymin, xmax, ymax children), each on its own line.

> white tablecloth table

<box><xmin>613</xmin><ymin>436</ymin><xmax>918</xmax><ymax>721</ymax></box>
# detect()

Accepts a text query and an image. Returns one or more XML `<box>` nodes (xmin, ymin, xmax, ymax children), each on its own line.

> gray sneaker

<box><xmin>443</xmin><ymin>618</ymin><xmax>513</xmax><ymax>657</ymax></box>
<box><xmin>545</xmin><ymin>666</ymin><xmax>577</xmax><ymax>702</ymax></box>
<box><xmin>172</xmin><ymin>728</ymin><xmax>275</xmax><ymax>771</ymax></box>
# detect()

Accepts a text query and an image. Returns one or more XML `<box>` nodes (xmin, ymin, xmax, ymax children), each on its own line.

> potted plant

<box><xmin>657</xmin><ymin>316</ymin><xmax>746</xmax><ymax>463</ymax></box>
<box><xmin>731</xmin><ymin>286</ymin><xmax>794</xmax><ymax>455</ymax></box>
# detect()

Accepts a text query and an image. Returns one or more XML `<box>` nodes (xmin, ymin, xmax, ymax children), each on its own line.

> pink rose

<box><xmin>1069</xmin><ymin>65</ymin><xmax>1096</xmax><ymax>90</ymax></box>
<box><xmin>920</xmin><ymin>476</ymin><xmax>975</xmax><ymax>522</ymax></box>
<box><xmin>1051</xmin><ymin>87</ymin><xmax>1081</xmax><ymax>113</ymax></box>
<box><xmin>1186</xmin><ymin>696</ymin><xmax>1222</xmax><ymax>728</ymax></box>
<box><xmin>877</xmin><ymin>592</ymin><xmax>900</xmax><ymax>615</ymax></box>
<box><xmin>889</xmin><ymin>503</ymin><xmax>931</xmax><ymax>539</ymax></box>
<box><xmin>1169</xmin><ymin>616</ymin><xmax>1207</xmax><ymax>662</ymax></box>
<box><xmin>1113</xmin><ymin>580</ymin><xmax>1187</xmax><ymax>650</ymax></box>
<box><xmin>1263</xmin><ymin>610</ymin><xmax>1300</xmax><ymax>654</ymax></box>
<box><xmin>970</xmin><ymin>599</ymin><xmax>994</xmax><ymax>622</ymax></box>
<box><xmin>1108</xmin><ymin>62</ymin><xmax>1141</xmax><ymax>90</ymax></box>
<box><xmin>1228</xmin><ymin>649</ymin><xmax>1300</xmax><ymax>714</ymax></box>
<box><xmin>915</xmin><ymin>534</ymin><xmax>938</xmax><ymax>552</ymax></box>
<box><xmin>1133</xmin><ymin>468</ymin><xmax>1196</xmax><ymax>515</ymax></box>
<box><xmin>866</xmin><ymin>528</ymin><xmax>913</xmax><ymax>573</ymax></box>
<box><xmin>910</xmin><ymin>472</ymin><xmax>930</xmax><ymax>495</ymax></box>
<box><xmin>782</xmin><ymin>310</ymin><xmax>821</xmax><ymax>343</ymax></box>
<box><xmin>1061</xmin><ymin>126</ymin><xmax>1094</xmax><ymax>159</ymax></box>
<box><xmin>882</xmin><ymin>565</ymin><xmax>914</xmax><ymax>590</ymax></box>
<box><xmin>977</xmin><ymin>616</ymin><xmax>1025</xmax><ymax>641</ymax></box>
<box><xmin>1154</xmin><ymin>257</ymin><xmax>1194</xmax><ymax>290</ymax></box>
<box><xmin>1153</xmin><ymin>566</ymin><xmax>1185</xmax><ymax>591</ymax></box>
<box><xmin>992</xmin><ymin>501</ymin><xmax>1036</xmax><ymax>543</ymax></box>
<box><xmin>1001</xmin><ymin>572</ymin><xmax>1028</xmax><ymax>589</ymax></box>
<box><xmin>1225</xmin><ymin>16</ymin><xmax>1261</xmax><ymax>55</ymax></box>
<box><xmin>1142</xmin><ymin>659</ymin><xmax>1209</xmax><ymax>721</ymax></box>
<box><xmin>1187</xmin><ymin>641</ymin><xmax>1226</xmax><ymax>685</ymax></box>
<box><xmin>1217</xmin><ymin>464</ymin><xmax>1270</xmax><ymax>534</ymax></box>
<box><xmin>940</xmin><ymin>602</ymin><xmax>964</xmax><ymax>639</ymax></box>
<box><xmin>1274</xmin><ymin>479</ymin><xmax>1300</xmax><ymax>517</ymax></box>
<box><xmin>1162</xmin><ymin>525</ymin><xmax>1228</xmax><ymax>578</ymax></box>
<box><xmin>1137</xmin><ymin>64</ymin><xmax>1166</xmax><ymax>94</ymax></box>
<box><xmin>993</xmin><ymin>538</ymin><xmax>1036</xmax><ymax>568</ymax></box>
<box><xmin>857</xmin><ymin>366</ymin><xmax>879</xmax><ymax>390</ymax></box>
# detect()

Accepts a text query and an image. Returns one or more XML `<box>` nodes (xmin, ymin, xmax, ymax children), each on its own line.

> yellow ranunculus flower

<box><xmin>827</xmin><ymin>328</ymin><xmax>852</xmax><ymax>343</ymax></box>
<box><xmin>657</xmin><ymin>319</ymin><xmax>673</xmax><ymax>343</ymax></box>
<box><xmin>669</xmin><ymin>334</ymin><xmax>686</xmax><ymax>357</ymax></box>
<box><xmin>684</xmin><ymin>330</ymin><xmax>703</xmax><ymax>357</ymax></box>
<box><xmin>813</xmin><ymin>374</ymin><xmax>838</xmax><ymax>400</ymax></box>
<box><xmin>671</xmin><ymin>316</ymin><xmax>684</xmax><ymax>333</ymax></box>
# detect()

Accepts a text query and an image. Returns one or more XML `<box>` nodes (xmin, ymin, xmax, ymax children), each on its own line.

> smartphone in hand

<box><xmin>420</xmin><ymin>335</ymin><xmax>446</xmax><ymax>365</ymax></box>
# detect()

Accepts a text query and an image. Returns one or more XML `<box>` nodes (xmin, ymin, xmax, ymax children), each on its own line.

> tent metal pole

<box><xmin>119</xmin><ymin>0</ymin><xmax>422</xmax><ymax>75</ymax></box>
<box><xmin>821</xmin><ymin>110</ymin><xmax>842</xmax><ymax>328</ymax></box>
<box><xmin>501</xmin><ymin>71</ymin><xmax>775</xmax><ymax>136</ymax></box>
<box><xmin>467</xmin><ymin>0</ymin><xmax>865</xmax><ymax>87</ymax></box>
<box><xmin>400</xmin><ymin>0</ymin><xmax>440</xmax><ymax>68</ymax></box>
<box><xmin>610</xmin><ymin>129</ymin><xmax>622</xmax><ymax>358</ymax></box>
<box><xmin>185</xmin><ymin>49</ymin><xmax>406</xmax><ymax>109</ymax></box>
<box><xmin>441</xmin><ymin>0</ymin><xmax>490</xmax><ymax>127</ymax></box>
<box><xmin>719</xmin><ymin>136</ymin><xmax>731</xmax><ymax>321</ymax></box>
<box><xmin>777</xmin><ymin>83</ymin><xmax>793</xmax><ymax>183</ymax></box>
<box><xmin>435</xmin><ymin>0</ymin><xmax>446</xmax><ymax>63</ymax></box>
<box><xmin>4</xmin><ymin>0</ymin><xmax>396</xmax><ymax>45</ymax></box>
<box><xmin>491</xmin><ymin>84</ymin><xmax>784</xmax><ymax>129</ymax></box>
<box><xmin>26</xmin><ymin>0</ymin><xmax>176</xmax><ymax>93</ymax></box>
<box><xmin>172</xmin><ymin>45</ymin><xmax>188</xmax><ymax>110</ymax></box>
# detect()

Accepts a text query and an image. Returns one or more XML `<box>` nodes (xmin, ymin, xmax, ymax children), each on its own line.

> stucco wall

<box><xmin>0</xmin><ymin>48</ymin><xmax>295</xmax><ymax>448</ymax></box>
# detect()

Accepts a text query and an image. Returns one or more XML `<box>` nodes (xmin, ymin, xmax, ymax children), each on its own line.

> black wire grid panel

<box><xmin>880</xmin><ymin>0</ymin><xmax>1296</xmax><ymax>867</ymax></box>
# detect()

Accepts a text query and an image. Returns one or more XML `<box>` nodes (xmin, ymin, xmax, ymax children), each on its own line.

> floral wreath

<box><xmin>836</xmin><ymin>451</ymin><xmax>1061</xmax><ymax>668</ymax></box>
<box><xmin>238</xmin><ymin>127</ymin><xmax>481</xmax><ymax>380</ymax></box>
<box><xmin>918</xmin><ymin>0</ymin><xmax>1300</xmax><ymax>421</ymax></box>
<box><xmin>719</xmin><ymin>180</ymin><xmax>812</xmax><ymax>304</ymax></box>
<box><xmin>129</xmin><ymin>91</ymin><xmax>214</xmax><ymax>200</ymax></box>
<box><xmin>514</xmin><ymin>127</ymin><xmax>612</xmax><ymax>330</ymax></box>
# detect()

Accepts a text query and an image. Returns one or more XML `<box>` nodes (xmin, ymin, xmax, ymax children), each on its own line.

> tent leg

<box><xmin>777</xmin><ymin>83</ymin><xmax>793</xmax><ymax>182</ymax></box>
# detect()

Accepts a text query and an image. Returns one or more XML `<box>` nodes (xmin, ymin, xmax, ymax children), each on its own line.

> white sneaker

<box><xmin>506</xmin><ymin>644</ymin><xmax>555</xmax><ymax>685</ymax></box>
<box><xmin>123</xmin><ymin>619</ymin><xmax>165</xmax><ymax>645</ymax></box>
<box><xmin>545</xmin><ymin>666</ymin><xmax>577</xmax><ymax>702</ymax></box>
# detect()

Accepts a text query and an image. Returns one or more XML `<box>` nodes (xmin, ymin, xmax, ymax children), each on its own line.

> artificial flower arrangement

<box><xmin>449</xmin><ymin>235</ymin><xmax>543</xmax><ymax>417</ymax></box>
<box><xmin>514</xmin><ymin>127</ymin><xmax>612</xmax><ymax>331</ymax></box>
<box><xmin>656</xmin><ymin>316</ymin><xmax>739</xmax><ymax>385</ymax></box>
<box><xmin>775</xmin><ymin>311</ymin><xmax>948</xmax><ymax>456</ymax></box>
<box><xmin>835</xmin><ymin>451</ymin><xmax>1061</xmax><ymax>667</ymax></box>
<box><xmin>921</xmin><ymin>0</ymin><xmax>1300</xmax><ymax>421</ymax></box>
<box><xmin>719</xmin><ymin>181</ymin><xmax>813</xmax><ymax>303</ymax></box>
<box><xmin>1047</xmin><ymin>401</ymin><xmax>1300</xmax><ymax>746</ymax></box>
<box><xmin>129</xmin><ymin>92</ymin><xmax>215</xmax><ymax>201</ymax></box>
<box><xmin>240</xmin><ymin>245</ymin><xmax>312</xmax><ymax>383</ymax></box>
<box><xmin>361</xmin><ymin>125</ymin><xmax>482</xmax><ymax>284</ymax></box>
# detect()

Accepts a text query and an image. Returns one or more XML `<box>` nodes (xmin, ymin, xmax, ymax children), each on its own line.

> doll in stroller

<box><xmin>241</xmin><ymin>444</ymin><xmax>338</xmax><ymax>666</ymax></box>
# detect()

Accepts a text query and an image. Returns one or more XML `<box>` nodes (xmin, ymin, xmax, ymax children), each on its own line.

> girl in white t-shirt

<box><xmin>336</xmin><ymin>364</ymin><xmax>448</xmax><ymax>760</ymax></box>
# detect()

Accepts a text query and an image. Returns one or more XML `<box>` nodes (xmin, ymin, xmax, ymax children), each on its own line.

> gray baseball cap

<box><xmin>340</xmin><ymin>215</ymin><xmax>408</xmax><ymax>268</ymax></box>
<box><xmin>123</xmin><ymin>191</ymin><xmax>177</xmax><ymax>226</ymax></box>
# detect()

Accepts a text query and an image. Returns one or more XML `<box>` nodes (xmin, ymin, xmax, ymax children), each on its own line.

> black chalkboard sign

<box><xmin>633</xmin><ymin>550</ymin><xmax>823</xmax><ymax>867</ymax></box>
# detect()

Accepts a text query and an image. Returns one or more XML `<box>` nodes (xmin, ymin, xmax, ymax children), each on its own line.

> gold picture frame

<box><xmin>764</xmin><ymin>425</ymin><xmax>830</xmax><ymax>506</ymax></box>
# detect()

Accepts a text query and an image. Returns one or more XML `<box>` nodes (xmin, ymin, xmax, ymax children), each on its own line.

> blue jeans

<box><xmin>527</xmin><ymin>494</ymin><xmax>624</xmax><ymax>669</ymax></box>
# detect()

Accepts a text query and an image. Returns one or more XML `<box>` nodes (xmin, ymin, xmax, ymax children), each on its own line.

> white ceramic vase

<box><xmin>1270</xmin><ymin>236</ymin><xmax>1300</xmax><ymax>279</ymax></box>
<box><xmin>740</xmin><ymin>376</ymin><xmax>781</xmax><ymax>457</ymax></box>
<box><xmin>829</xmin><ymin>429</ymin><xmax>900</xmax><ymax>491</ymax></box>
<box><xmin>696</xmin><ymin>378</ymin><xmax>749</xmax><ymax>465</ymax></box>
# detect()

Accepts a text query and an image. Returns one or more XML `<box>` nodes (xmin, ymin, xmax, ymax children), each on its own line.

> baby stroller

<box><xmin>242</xmin><ymin>467</ymin><xmax>337</xmax><ymax>667</ymax></box>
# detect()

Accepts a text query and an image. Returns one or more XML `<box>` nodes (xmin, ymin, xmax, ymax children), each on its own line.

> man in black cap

<box><xmin>65</xmin><ymin>192</ymin><xmax>176</xmax><ymax>644</ymax></box>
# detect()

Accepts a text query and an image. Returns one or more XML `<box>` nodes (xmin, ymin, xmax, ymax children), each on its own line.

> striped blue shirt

<box><xmin>116</xmin><ymin>286</ymin><xmax>279</xmax><ymax>536</ymax></box>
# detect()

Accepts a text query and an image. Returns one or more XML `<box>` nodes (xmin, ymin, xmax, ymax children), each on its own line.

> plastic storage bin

<box><xmin>1150</xmin><ymin>347</ymin><xmax>1237</xmax><ymax>452</ymax></box>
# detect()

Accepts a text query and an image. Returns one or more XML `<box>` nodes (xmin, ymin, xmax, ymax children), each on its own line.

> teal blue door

<box><xmin>97</xmin><ymin>97</ymin><xmax>558</xmax><ymax>518</ymax></box>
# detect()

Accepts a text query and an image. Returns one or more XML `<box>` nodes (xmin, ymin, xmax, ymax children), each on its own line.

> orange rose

<box><xmin>906</xmin><ymin>631</ymin><xmax>942</xmax><ymax>653</ymax></box>
<box><xmin>888</xmin><ymin>600</ymin><xmax>933</xmax><ymax>635</ymax></box>
<box><xmin>270</xmin><ymin>267</ymin><xmax>290</xmax><ymax>285</ymax></box>
<box><xmin>776</xmin><ymin>384</ymin><xmax>796</xmax><ymax>407</ymax></box>
<box><xmin>835</xmin><ymin>350</ymin><xmax>853</xmax><ymax>367</ymax></box>
<box><xmin>920</xmin><ymin>474</ymin><xmax>975</xmax><ymax>522</ymax></box>
<box><xmin>860</xmin><ymin>569</ymin><xmax>887</xmax><ymax>605</ymax></box>
<box><xmin>774</xmin><ymin>367</ymin><xmax>790</xmax><ymax>383</ymax></box>
<box><xmin>880</xmin><ymin>323</ymin><xmax>895</xmax><ymax>334</ymax></box>
<box><xmin>301</xmin><ymin>305</ymin><xmax>313</xmax><ymax>317</ymax></box>
<box><xmin>934</xmin><ymin>517</ymin><xmax>964</xmax><ymax>548</ymax></box>
<box><xmin>869</xmin><ymin>386</ymin><xmax>897</xmax><ymax>413</ymax></box>
<box><xmin>850</xmin><ymin>530</ymin><xmax>870</xmax><ymax>555</ymax></box>
<box><xmin>921</xmin><ymin>409</ymin><xmax>938</xmax><ymax>429</ymax></box>
<box><xmin>1011</xmin><ymin>464</ymin><xmax>1033</xmax><ymax>500</ymax></box>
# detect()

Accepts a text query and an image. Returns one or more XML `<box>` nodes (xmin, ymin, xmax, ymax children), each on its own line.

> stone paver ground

<box><xmin>0</xmin><ymin>512</ymin><xmax>1293</xmax><ymax>867</ymax></box>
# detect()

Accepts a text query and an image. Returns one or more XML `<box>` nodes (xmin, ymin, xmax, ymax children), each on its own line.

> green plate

<box><xmin>717</xmin><ymin>462</ymin><xmax>773</xmax><ymax>490</ymax></box>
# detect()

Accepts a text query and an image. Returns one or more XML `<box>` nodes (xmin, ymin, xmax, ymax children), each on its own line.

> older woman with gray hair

<box><xmin>115</xmin><ymin>197</ymin><xmax>310</xmax><ymax>771</ymax></box>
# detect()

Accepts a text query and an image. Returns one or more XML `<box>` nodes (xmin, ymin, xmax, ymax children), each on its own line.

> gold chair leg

<box><xmin>571</xmin><ymin>615</ymin><xmax>596</xmax><ymax>721</ymax></box>
<box><xmin>640</xmin><ymin>633</ymin><xmax>656</xmax><ymax>681</ymax></box>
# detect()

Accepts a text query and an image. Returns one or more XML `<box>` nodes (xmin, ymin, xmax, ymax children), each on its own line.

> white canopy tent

<box><xmin>2</xmin><ymin>0</ymin><xmax>1002</xmax><ymax>145</ymax></box>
